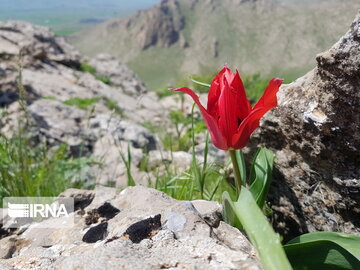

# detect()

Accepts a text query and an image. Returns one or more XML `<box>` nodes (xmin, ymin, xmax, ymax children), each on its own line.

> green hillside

<box><xmin>69</xmin><ymin>0</ymin><xmax>359</xmax><ymax>90</ymax></box>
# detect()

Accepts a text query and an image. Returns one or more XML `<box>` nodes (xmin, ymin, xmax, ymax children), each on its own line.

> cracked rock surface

<box><xmin>253</xmin><ymin>11</ymin><xmax>360</xmax><ymax>241</ymax></box>
<box><xmin>0</xmin><ymin>186</ymin><xmax>261</xmax><ymax>270</ymax></box>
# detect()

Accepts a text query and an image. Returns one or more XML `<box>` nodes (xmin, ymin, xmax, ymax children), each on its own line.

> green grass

<box><xmin>103</xmin><ymin>98</ymin><xmax>124</xmax><ymax>117</ymax></box>
<box><xmin>79</xmin><ymin>62</ymin><xmax>112</xmax><ymax>85</ymax></box>
<box><xmin>124</xmin><ymin>128</ymin><xmax>233</xmax><ymax>202</ymax></box>
<box><xmin>96</xmin><ymin>75</ymin><xmax>112</xmax><ymax>85</ymax></box>
<box><xmin>63</xmin><ymin>97</ymin><xmax>101</xmax><ymax>109</ymax></box>
<box><xmin>80</xmin><ymin>62</ymin><xmax>97</xmax><ymax>75</ymax></box>
<box><xmin>0</xmin><ymin>133</ymin><xmax>96</xmax><ymax>207</ymax></box>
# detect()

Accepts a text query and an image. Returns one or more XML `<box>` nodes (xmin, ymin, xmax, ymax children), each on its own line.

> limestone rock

<box><xmin>253</xmin><ymin>12</ymin><xmax>360</xmax><ymax>240</ymax></box>
<box><xmin>0</xmin><ymin>99</ymin><xmax>161</xmax><ymax>187</ymax></box>
<box><xmin>0</xmin><ymin>20</ymin><xmax>167</xmax><ymax>187</ymax></box>
<box><xmin>0</xmin><ymin>21</ymin><xmax>80</xmax><ymax>68</ymax></box>
<box><xmin>88</xmin><ymin>54</ymin><xmax>147</xmax><ymax>96</ymax></box>
<box><xmin>147</xmin><ymin>150</ymin><xmax>194</xmax><ymax>173</ymax></box>
<box><xmin>0</xmin><ymin>186</ymin><xmax>261</xmax><ymax>270</ymax></box>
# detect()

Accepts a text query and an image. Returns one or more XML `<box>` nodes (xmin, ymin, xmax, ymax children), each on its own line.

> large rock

<box><xmin>0</xmin><ymin>20</ymin><xmax>166</xmax><ymax>124</ymax></box>
<box><xmin>0</xmin><ymin>186</ymin><xmax>261</xmax><ymax>270</ymax></box>
<box><xmin>254</xmin><ymin>12</ymin><xmax>360</xmax><ymax>240</ymax></box>
<box><xmin>88</xmin><ymin>54</ymin><xmax>147</xmax><ymax>96</ymax></box>
<box><xmin>0</xmin><ymin>20</ymin><xmax>169</xmax><ymax>187</ymax></box>
<box><xmin>0</xmin><ymin>99</ymin><xmax>161</xmax><ymax>186</ymax></box>
<box><xmin>0</xmin><ymin>21</ymin><xmax>80</xmax><ymax>68</ymax></box>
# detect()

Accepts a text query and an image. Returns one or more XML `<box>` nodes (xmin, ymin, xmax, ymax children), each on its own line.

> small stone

<box><xmin>164</xmin><ymin>212</ymin><xmax>186</xmax><ymax>233</ymax></box>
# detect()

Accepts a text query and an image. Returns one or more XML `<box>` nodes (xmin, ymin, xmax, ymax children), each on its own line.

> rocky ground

<box><xmin>0</xmin><ymin>11</ymin><xmax>360</xmax><ymax>269</ymax></box>
<box><xmin>253</xmin><ymin>11</ymin><xmax>360</xmax><ymax>241</ymax></box>
<box><xmin>0</xmin><ymin>186</ymin><xmax>261</xmax><ymax>270</ymax></box>
<box><xmin>0</xmin><ymin>20</ymin><xmax>212</xmax><ymax>189</ymax></box>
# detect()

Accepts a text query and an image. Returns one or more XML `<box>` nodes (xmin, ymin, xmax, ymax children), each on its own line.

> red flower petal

<box><xmin>231</xmin><ymin>70</ymin><xmax>252</xmax><ymax>120</ymax></box>
<box><xmin>207</xmin><ymin>68</ymin><xmax>225</xmax><ymax>118</ymax></box>
<box><xmin>231</xmin><ymin>108</ymin><xmax>263</xmax><ymax>149</ymax></box>
<box><xmin>218</xmin><ymin>77</ymin><xmax>242</xmax><ymax>146</ymax></box>
<box><xmin>231</xmin><ymin>78</ymin><xmax>282</xmax><ymax>149</ymax></box>
<box><xmin>170</xmin><ymin>87</ymin><xmax>228</xmax><ymax>150</ymax></box>
<box><xmin>253</xmin><ymin>78</ymin><xmax>283</xmax><ymax>111</ymax></box>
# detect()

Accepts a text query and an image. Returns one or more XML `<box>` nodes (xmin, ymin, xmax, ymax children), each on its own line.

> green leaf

<box><xmin>223</xmin><ymin>188</ymin><xmax>292</xmax><ymax>270</ymax></box>
<box><xmin>119</xmin><ymin>144</ymin><xmax>136</xmax><ymax>187</ymax></box>
<box><xmin>222</xmin><ymin>191</ymin><xmax>242</xmax><ymax>229</ymax></box>
<box><xmin>249</xmin><ymin>148</ymin><xmax>275</xmax><ymax>209</ymax></box>
<box><xmin>190</xmin><ymin>103</ymin><xmax>203</xmax><ymax>197</ymax></box>
<box><xmin>284</xmin><ymin>232</ymin><xmax>360</xmax><ymax>270</ymax></box>
<box><xmin>191</xmin><ymin>78</ymin><xmax>211</xmax><ymax>88</ymax></box>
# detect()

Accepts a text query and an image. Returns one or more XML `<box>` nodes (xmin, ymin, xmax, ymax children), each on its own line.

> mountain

<box><xmin>69</xmin><ymin>0</ymin><xmax>358</xmax><ymax>90</ymax></box>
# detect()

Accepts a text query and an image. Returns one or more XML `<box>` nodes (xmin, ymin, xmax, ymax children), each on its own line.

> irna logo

<box><xmin>2</xmin><ymin>197</ymin><xmax>74</xmax><ymax>228</ymax></box>
<box><xmin>7</xmin><ymin>202</ymin><xmax>69</xmax><ymax>218</ymax></box>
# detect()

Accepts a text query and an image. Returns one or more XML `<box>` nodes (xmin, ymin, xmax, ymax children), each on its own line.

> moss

<box><xmin>96</xmin><ymin>75</ymin><xmax>112</xmax><ymax>85</ymax></box>
<box><xmin>63</xmin><ymin>97</ymin><xmax>101</xmax><ymax>109</ymax></box>
<box><xmin>80</xmin><ymin>62</ymin><xmax>96</xmax><ymax>75</ymax></box>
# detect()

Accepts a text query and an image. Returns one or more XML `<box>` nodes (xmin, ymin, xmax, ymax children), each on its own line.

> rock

<box><xmin>253</xmin><ymin>12</ymin><xmax>360</xmax><ymax>240</ymax></box>
<box><xmin>92</xmin><ymin>135</ymin><xmax>143</xmax><ymax>187</ymax></box>
<box><xmin>0</xmin><ymin>20</ymin><xmax>166</xmax><ymax>122</ymax></box>
<box><xmin>130</xmin><ymin>0</ymin><xmax>185</xmax><ymax>49</ymax></box>
<box><xmin>76</xmin><ymin>73</ymin><xmax>165</xmax><ymax>124</ymax></box>
<box><xmin>30</xmin><ymin>99</ymin><xmax>95</xmax><ymax>156</ymax></box>
<box><xmin>58</xmin><ymin>189</ymin><xmax>95</xmax><ymax>211</ymax></box>
<box><xmin>147</xmin><ymin>150</ymin><xmax>194</xmax><ymax>173</ymax></box>
<box><xmin>0</xmin><ymin>21</ymin><xmax>80</xmax><ymax>68</ymax></box>
<box><xmin>21</xmin><ymin>67</ymin><xmax>94</xmax><ymax>101</ymax></box>
<box><xmin>0</xmin><ymin>237</ymin><xmax>31</xmax><ymax>259</ymax></box>
<box><xmin>0</xmin><ymin>186</ymin><xmax>261</xmax><ymax>270</ymax></box>
<box><xmin>0</xmin><ymin>21</ymin><xmax>169</xmax><ymax>183</ymax></box>
<box><xmin>0</xmin><ymin>96</ymin><xmax>161</xmax><ymax>187</ymax></box>
<box><xmin>194</xmin><ymin>141</ymin><xmax>227</xmax><ymax>164</ymax></box>
<box><xmin>88</xmin><ymin>54</ymin><xmax>147</xmax><ymax>96</ymax></box>
<box><xmin>192</xmin><ymin>200</ymin><xmax>222</xmax><ymax>228</ymax></box>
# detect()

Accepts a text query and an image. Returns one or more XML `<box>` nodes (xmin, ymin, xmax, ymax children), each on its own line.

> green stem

<box><xmin>229</xmin><ymin>150</ymin><xmax>242</xmax><ymax>195</ymax></box>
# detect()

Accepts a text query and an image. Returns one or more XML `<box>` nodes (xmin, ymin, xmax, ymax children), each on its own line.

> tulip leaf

<box><xmin>222</xmin><ymin>188</ymin><xmax>292</xmax><ymax>270</ymax></box>
<box><xmin>222</xmin><ymin>191</ymin><xmax>242</xmax><ymax>229</ymax></box>
<box><xmin>191</xmin><ymin>78</ymin><xmax>211</xmax><ymax>88</ymax></box>
<box><xmin>249</xmin><ymin>148</ymin><xmax>275</xmax><ymax>209</ymax></box>
<box><xmin>284</xmin><ymin>232</ymin><xmax>360</xmax><ymax>270</ymax></box>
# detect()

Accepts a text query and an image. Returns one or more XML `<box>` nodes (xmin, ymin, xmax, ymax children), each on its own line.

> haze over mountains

<box><xmin>0</xmin><ymin>0</ymin><xmax>160</xmax><ymax>34</ymax></box>
<box><xmin>69</xmin><ymin>0</ymin><xmax>359</xmax><ymax>90</ymax></box>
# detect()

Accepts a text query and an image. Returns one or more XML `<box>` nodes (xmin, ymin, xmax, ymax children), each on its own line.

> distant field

<box><xmin>0</xmin><ymin>9</ymin><xmax>121</xmax><ymax>35</ymax></box>
<box><xmin>0</xmin><ymin>0</ymin><xmax>159</xmax><ymax>35</ymax></box>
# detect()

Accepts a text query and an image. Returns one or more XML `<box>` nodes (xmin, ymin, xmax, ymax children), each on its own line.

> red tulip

<box><xmin>171</xmin><ymin>67</ymin><xmax>283</xmax><ymax>150</ymax></box>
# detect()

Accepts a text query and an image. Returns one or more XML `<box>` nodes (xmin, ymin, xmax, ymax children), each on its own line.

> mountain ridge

<box><xmin>69</xmin><ymin>0</ymin><xmax>359</xmax><ymax>90</ymax></box>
